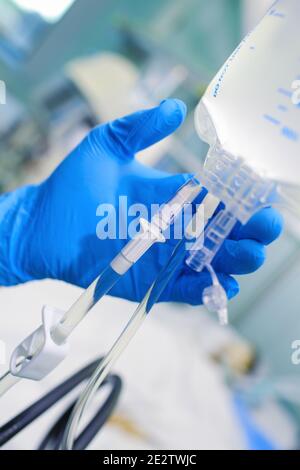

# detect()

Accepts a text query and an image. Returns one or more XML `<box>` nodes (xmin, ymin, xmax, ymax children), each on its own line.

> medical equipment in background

<box><xmin>1</xmin><ymin>0</ymin><xmax>299</xmax><ymax>450</ymax></box>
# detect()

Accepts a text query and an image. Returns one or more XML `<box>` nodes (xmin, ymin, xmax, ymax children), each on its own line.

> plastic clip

<box><xmin>10</xmin><ymin>305</ymin><xmax>69</xmax><ymax>381</ymax></box>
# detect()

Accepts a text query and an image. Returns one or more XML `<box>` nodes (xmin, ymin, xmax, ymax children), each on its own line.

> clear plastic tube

<box><xmin>0</xmin><ymin>371</ymin><xmax>21</xmax><ymax>397</ymax></box>
<box><xmin>202</xmin><ymin>264</ymin><xmax>229</xmax><ymax>326</ymax></box>
<box><xmin>60</xmin><ymin>192</ymin><xmax>219</xmax><ymax>450</ymax></box>
<box><xmin>60</xmin><ymin>289</ymin><xmax>150</xmax><ymax>450</ymax></box>
<box><xmin>52</xmin><ymin>266</ymin><xmax>121</xmax><ymax>344</ymax></box>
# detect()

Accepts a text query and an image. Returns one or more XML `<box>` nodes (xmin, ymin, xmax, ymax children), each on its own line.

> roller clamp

<box><xmin>10</xmin><ymin>305</ymin><xmax>69</xmax><ymax>381</ymax></box>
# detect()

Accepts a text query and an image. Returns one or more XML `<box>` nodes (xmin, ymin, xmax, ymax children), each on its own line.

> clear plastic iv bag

<box><xmin>195</xmin><ymin>0</ymin><xmax>300</xmax><ymax>214</ymax></box>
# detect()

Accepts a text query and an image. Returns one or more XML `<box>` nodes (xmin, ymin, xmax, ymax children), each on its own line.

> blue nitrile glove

<box><xmin>0</xmin><ymin>99</ymin><xmax>283</xmax><ymax>305</ymax></box>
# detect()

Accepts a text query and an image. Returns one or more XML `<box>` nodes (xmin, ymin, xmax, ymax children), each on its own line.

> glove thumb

<box><xmin>90</xmin><ymin>98</ymin><xmax>187</xmax><ymax>160</ymax></box>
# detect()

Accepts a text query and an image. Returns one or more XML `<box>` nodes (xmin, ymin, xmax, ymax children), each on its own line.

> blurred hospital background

<box><xmin>1</xmin><ymin>0</ymin><xmax>300</xmax><ymax>450</ymax></box>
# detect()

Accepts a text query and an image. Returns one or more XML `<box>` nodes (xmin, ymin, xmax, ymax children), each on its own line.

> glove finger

<box><xmin>92</xmin><ymin>99</ymin><xmax>187</xmax><ymax>160</ymax></box>
<box><xmin>158</xmin><ymin>270</ymin><xmax>239</xmax><ymax>305</ymax></box>
<box><xmin>233</xmin><ymin>207</ymin><xmax>283</xmax><ymax>244</ymax></box>
<box><xmin>213</xmin><ymin>238</ymin><xmax>266</xmax><ymax>275</ymax></box>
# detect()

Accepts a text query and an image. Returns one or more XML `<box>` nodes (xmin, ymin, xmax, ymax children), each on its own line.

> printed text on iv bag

<box><xmin>292</xmin><ymin>80</ymin><xmax>300</xmax><ymax>106</ymax></box>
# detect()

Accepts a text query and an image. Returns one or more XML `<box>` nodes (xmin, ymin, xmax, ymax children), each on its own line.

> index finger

<box><xmin>235</xmin><ymin>207</ymin><xmax>283</xmax><ymax>245</ymax></box>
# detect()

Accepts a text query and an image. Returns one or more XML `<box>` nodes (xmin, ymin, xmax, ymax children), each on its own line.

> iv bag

<box><xmin>195</xmin><ymin>0</ymin><xmax>300</xmax><ymax>215</ymax></box>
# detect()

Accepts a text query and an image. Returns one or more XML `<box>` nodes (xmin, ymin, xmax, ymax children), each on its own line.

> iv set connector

<box><xmin>111</xmin><ymin>177</ymin><xmax>202</xmax><ymax>275</ymax></box>
<box><xmin>198</xmin><ymin>145</ymin><xmax>279</xmax><ymax>224</ymax></box>
<box><xmin>186</xmin><ymin>144</ymin><xmax>281</xmax><ymax>326</ymax></box>
<box><xmin>187</xmin><ymin>145</ymin><xmax>280</xmax><ymax>273</ymax></box>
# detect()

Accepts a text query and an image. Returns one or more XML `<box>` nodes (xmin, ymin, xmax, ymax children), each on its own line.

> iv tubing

<box><xmin>60</xmin><ymin>191</ymin><xmax>219</xmax><ymax>449</ymax></box>
<box><xmin>0</xmin><ymin>176</ymin><xmax>202</xmax><ymax>397</ymax></box>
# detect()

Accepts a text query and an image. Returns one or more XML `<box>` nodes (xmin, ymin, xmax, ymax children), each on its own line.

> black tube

<box><xmin>0</xmin><ymin>359</ymin><xmax>122</xmax><ymax>449</ymax></box>
<box><xmin>39</xmin><ymin>374</ymin><xmax>122</xmax><ymax>450</ymax></box>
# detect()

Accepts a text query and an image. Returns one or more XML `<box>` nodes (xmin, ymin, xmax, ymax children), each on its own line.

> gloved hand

<box><xmin>0</xmin><ymin>99</ymin><xmax>283</xmax><ymax>305</ymax></box>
